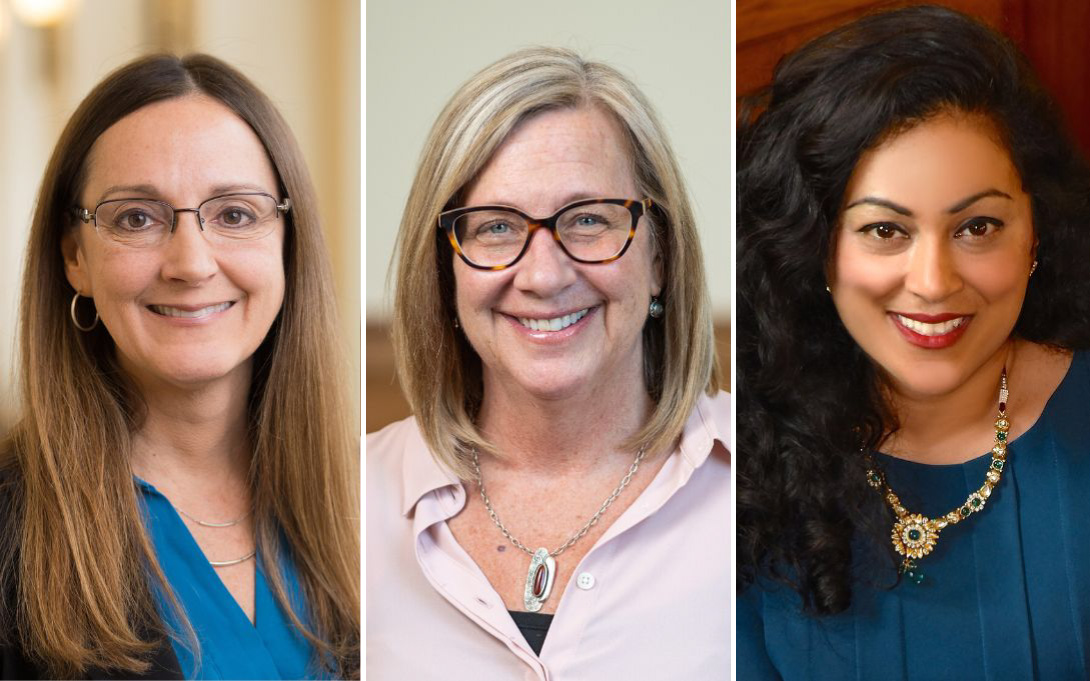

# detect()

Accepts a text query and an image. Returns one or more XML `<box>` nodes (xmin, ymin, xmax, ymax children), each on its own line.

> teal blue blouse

<box><xmin>136</xmin><ymin>478</ymin><xmax>316</xmax><ymax>679</ymax></box>
<box><xmin>739</xmin><ymin>352</ymin><xmax>1090</xmax><ymax>680</ymax></box>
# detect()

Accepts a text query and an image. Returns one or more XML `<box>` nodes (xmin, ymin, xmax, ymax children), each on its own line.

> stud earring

<box><xmin>70</xmin><ymin>293</ymin><xmax>99</xmax><ymax>332</ymax></box>
<box><xmin>648</xmin><ymin>297</ymin><xmax>664</xmax><ymax>319</ymax></box>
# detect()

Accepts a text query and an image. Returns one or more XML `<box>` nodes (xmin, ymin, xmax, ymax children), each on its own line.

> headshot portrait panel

<box><xmin>0</xmin><ymin>2</ymin><xmax>359</xmax><ymax>679</ymax></box>
<box><xmin>737</xmin><ymin>2</ymin><xmax>1090</xmax><ymax>679</ymax></box>
<box><xmin>365</xmin><ymin>1</ymin><xmax>731</xmax><ymax>679</ymax></box>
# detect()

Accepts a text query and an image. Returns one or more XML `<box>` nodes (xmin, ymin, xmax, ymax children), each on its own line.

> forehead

<box><xmin>844</xmin><ymin>113</ymin><xmax>1022</xmax><ymax>206</ymax></box>
<box><xmin>82</xmin><ymin>94</ymin><xmax>279</xmax><ymax>202</ymax></box>
<box><xmin>463</xmin><ymin>105</ymin><xmax>638</xmax><ymax>210</ymax></box>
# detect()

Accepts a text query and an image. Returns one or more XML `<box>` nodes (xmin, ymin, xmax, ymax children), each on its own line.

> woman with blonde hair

<box><xmin>0</xmin><ymin>54</ymin><xmax>358</xmax><ymax>678</ymax></box>
<box><xmin>368</xmin><ymin>47</ymin><xmax>729</xmax><ymax>679</ymax></box>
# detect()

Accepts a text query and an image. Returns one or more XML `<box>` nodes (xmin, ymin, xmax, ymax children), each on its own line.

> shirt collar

<box><xmin>397</xmin><ymin>390</ymin><xmax>731</xmax><ymax>517</ymax></box>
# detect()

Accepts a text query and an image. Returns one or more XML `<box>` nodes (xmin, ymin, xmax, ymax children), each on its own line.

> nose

<box><xmin>904</xmin><ymin>235</ymin><xmax>962</xmax><ymax>302</ymax></box>
<box><xmin>160</xmin><ymin>210</ymin><xmax>217</xmax><ymax>283</ymax></box>
<box><xmin>511</xmin><ymin>227</ymin><xmax>577</xmax><ymax>296</ymax></box>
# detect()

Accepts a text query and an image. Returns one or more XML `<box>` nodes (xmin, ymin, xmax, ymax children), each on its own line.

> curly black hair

<box><xmin>737</xmin><ymin>4</ymin><xmax>1090</xmax><ymax>615</ymax></box>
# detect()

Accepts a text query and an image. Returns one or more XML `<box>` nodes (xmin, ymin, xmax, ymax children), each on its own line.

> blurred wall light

<box><xmin>11</xmin><ymin>0</ymin><xmax>78</xmax><ymax>27</ymax></box>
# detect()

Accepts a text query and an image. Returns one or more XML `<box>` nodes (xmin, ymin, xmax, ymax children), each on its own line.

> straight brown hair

<box><xmin>0</xmin><ymin>54</ymin><xmax>359</xmax><ymax>677</ymax></box>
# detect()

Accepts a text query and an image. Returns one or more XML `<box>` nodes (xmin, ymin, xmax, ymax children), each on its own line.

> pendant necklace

<box><xmin>472</xmin><ymin>447</ymin><xmax>646</xmax><ymax>612</ymax></box>
<box><xmin>866</xmin><ymin>368</ymin><xmax>1010</xmax><ymax>585</ymax></box>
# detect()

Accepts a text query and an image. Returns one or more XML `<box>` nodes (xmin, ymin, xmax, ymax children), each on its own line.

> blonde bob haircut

<box><xmin>393</xmin><ymin>46</ymin><xmax>720</xmax><ymax>478</ymax></box>
<box><xmin>1</xmin><ymin>54</ymin><xmax>358</xmax><ymax>677</ymax></box>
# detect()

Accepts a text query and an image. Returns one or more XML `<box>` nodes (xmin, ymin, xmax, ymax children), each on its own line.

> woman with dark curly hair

<box><xmin>737</xmin><ymin>5</ymin><xmax>1090</xmax><ymax>679</ymax></box>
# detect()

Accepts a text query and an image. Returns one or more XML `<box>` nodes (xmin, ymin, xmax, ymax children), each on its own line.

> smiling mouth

<box><xmin>148</xmin><ymin>302</ymin><xmax>234</xmax><ymax>319</ymax></box>
<box><xmin>894</xmin><ymin>314</ymin><xmax>968</xmax><ymax>337</ymax></box>
<box><xmin>516</xmin><ymin>308</ymin><xmax>590</xmax><ymax>332</ymax></box>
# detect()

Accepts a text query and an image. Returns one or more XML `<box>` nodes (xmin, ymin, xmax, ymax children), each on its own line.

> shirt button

<box><xmin>576</xmin><ymin>572</ymin><xmax>596</xmax><ymax>590</ymax></box>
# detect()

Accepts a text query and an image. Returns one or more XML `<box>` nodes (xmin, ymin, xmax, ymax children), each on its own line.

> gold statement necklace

<box><xmin>866</xmin><ymin>369</ymin><xmax>1009</xmax><ymax>585</ymax></box>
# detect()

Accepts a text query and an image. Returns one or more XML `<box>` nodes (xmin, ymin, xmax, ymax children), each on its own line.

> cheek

<box><xmin>959</xmin><ymin>257</ymin><xmax>1027</xmax><ymax>304</ymax></box>
<box><xmin>833</xmin><ymin>244</ymin><xmax>902</xmax><ymax>297</ymax></box>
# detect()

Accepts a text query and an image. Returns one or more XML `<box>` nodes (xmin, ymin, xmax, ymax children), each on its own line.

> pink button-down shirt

<box><xmin>366</xmin><ymin>391</ymin><xmax>731</xmax><ymax>681</ymax></box>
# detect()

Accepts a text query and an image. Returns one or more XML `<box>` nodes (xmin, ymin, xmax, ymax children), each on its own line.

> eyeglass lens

<box><xmin>93</xmin><ymin>193</ymin><xmax>282</xmax><ymax>247</ymax></box>
<box><xmin>452</xmin><ymin>202</ymin><xmax>634</xmax><ymax>267</ymax></box>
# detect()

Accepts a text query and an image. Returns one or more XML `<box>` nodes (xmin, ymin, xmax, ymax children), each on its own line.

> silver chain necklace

<box><xmin>472</xmin><ymin>447</ymin><xmax>646</xmax><ymax>612</ymax></box>
<box><xmin>174</xmin><ymin>506</ymin><xmax>256</xmax><ymax>568</ymax></box>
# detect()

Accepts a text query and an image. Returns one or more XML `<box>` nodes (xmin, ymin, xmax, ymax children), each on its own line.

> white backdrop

<box><xmin>365</xmin><ymin>0</ymin><xmax>731</xmax><ymax>323</ymax></box>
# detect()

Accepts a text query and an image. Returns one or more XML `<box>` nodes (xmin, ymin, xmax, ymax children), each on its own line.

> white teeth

<box><xmin>150</xmin><ymin>302</ymin><xmax>232</xmax><ymax>318</ymax></box>
<box><xmin>518</xmin><ymin>308</ymin><xmax>589</xmax><ymax>332</ymax></box>
<box><xmin>896</xmin><ymin>315</ymin><xmax>965</xmax><ymax>336</ymax></box>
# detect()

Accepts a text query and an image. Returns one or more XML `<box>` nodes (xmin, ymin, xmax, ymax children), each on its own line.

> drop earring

<box><xmin>648</xmin><ymin>297</ymin><xmax>664</xmax><ymax>319</ymax></box>
<box><xmin>1029</xmin><ymin>260</ymin><xmax>1038</xmax><ymax>276</ymax></box>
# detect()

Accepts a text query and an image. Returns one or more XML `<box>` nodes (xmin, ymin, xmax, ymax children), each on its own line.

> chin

<box><xmin>881</xmin><ymin>358</ymin><xmax>976</xmax><ymax>398</ymax></box>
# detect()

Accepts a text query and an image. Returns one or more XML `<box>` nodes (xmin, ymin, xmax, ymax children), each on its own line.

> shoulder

<box><xmin>365</xmin><ymin>415</ymin><xmax>423</xmax><ymax>485</ymax></box>
<box><xmin>689</xmin><ymin>390</ymin><xmax>732</xmax><ymax>462</ymax></box>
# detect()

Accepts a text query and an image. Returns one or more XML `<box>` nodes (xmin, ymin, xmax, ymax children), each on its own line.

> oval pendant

<box><xmin>523</xmin><ymin>548</ymin><xmax>556</xmax><ymax>612</ymax></box>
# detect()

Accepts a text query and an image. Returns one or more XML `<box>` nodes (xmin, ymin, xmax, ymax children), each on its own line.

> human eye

<box><xmin>471</xmin><ymin>216</ymin><xmax>524</xmax><ymax>243</ymax></box>
<box><xmin>954</xmin><ymin>216</ymin><xmax>1005</xmax><ymax>240</ymax></box>
<box><xmin>857</xmin><ymin>222</ymin><xmax>908</xmax><ymax>240</ymax></box>
<box><xmin>207</xmin><ymin>200</ymin><xmax>259</xmax><ymax>228</ymax></box>
<box><xmin>107</xmin><ymin>202</ymin><xmax>168</xmax><ymax>233</ymax></box>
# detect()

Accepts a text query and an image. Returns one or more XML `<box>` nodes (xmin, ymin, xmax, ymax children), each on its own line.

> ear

<box><xmin>61</xmin><ymin>229</ymin><xmax>92</xmax><ymax>295</ymax></box>
<box><xmin>651</xmin><ymin>249</ymin><xmax>664</xmax><ymax>298</ymax></box>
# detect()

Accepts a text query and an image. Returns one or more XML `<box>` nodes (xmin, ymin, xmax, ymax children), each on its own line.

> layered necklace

<box><xmin>176</xmin><ymin>505</ymin><xmax>256</xmax><ymax>568</ymax></box>
<box><xmin>866</xmin><ymin>369</ymin><xmax>1009</xmax><ymax>585</ymax></box>
<box><xmin>472</xmin><ymin>447</ymin><xmax>646</xmax><ymax>612</ymax></box>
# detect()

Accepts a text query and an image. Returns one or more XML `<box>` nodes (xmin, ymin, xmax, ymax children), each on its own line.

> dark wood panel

<box><xmin>366</xmin><ymin>323</ymin><xmax>732</xmax><ymax>434</ymax></box>
<box><xmin>737</xmin><ymin>0</ymin><xmax>1010</xmax><ymax>96</ymax></box>
<box><xmin>738</xmin><ymin>0</ymin><xmax>1090</xmax><ymax>157</ymax></box>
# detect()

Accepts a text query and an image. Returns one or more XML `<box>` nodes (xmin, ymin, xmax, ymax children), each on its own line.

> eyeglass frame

<box><xmin>438</xmin><ymin>197</ymin><xmax>653</xmax><ymax>271</ymax></box>
<box><xmin>73</xmin><ymin>192</ymin><xmax>292</xmax><ymax>245</ymax></box>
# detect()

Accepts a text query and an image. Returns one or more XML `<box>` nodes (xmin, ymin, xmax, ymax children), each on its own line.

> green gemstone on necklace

<box><xmin>997</xmin><ymin>431</ymin><xmax>1007</xmax><ymax>442</ymax></box>
<box><xmin>907</xmin><ymin>528</ymin><xmax>921</xmax><ymax>541</ymax></box>
<box><xmin>992</xmin><ymin>459</ymin><xmax>1004</xmax><ymax>471</ymax></box>
<box><xmin>971</xmin><ymin>497</ymin><xmax>982</xmax><ymax>509</ymax></box>
<box><xmin>959</xmin><ymin>506</ymin><xmax>971</xmax><ymax>518</ymax></box>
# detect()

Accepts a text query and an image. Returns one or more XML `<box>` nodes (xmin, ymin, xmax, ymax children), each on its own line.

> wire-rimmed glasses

<box><xmin>438</xmin><ymin>197</ymin><xmax>652</xmax><ymax>270</ymax></box>
<box><xmin>75</xmin><ymin>192</ymin><xmax>291</xmax><ymax>248</ymax></box>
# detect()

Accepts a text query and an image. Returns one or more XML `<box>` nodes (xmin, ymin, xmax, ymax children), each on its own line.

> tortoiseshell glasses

<box><xmin>439</xmin><ymin>197</ymin><xmax>652</xmax><ymax>271</ymax></box>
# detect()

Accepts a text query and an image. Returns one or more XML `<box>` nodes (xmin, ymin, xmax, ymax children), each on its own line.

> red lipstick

<box><xmin>889</xmin><ymin>312</ymin><xmax>973</xmax><ymax>349</ymax></box>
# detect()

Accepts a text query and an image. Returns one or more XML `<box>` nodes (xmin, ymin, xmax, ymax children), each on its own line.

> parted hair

<box><xmin>391</xmin><ymin>46</ymin><xmax>720</xmax><ymax>478</ymax></box>
<box><xmin>0</xmin><ymin>54</ymin><xmax>359</xmax><ymax>677</ymax></box>
<box><xmin>737</xmin><ymin>5</ymin><xmax>1090</xmax><ymax>615</ymax></box>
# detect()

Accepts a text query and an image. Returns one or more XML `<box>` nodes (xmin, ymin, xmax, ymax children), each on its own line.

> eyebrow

<box><xmin>97</xmin><ymin>182</ymin><xmax>274</xmax><ymax>203</ymax></box>
<box><xmin>471</xmin><ymin>192</ymin><xmax>614</xmax><ymax>213</ymax></box>
<box><xmin>843</xmin><ymin>188</ymin><xmax>1014</xmax><ymax>217</ymax></box>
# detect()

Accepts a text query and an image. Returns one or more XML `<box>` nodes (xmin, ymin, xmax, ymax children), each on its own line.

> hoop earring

<box><xmin>648</xmin><ymin>297</ymin><xmax>664</xmax><ymax>319</ymax></box>
<box><xmin>70</xmin><ymin>293</ymin><xmax>99</xmax><ymax>332</ymax></box>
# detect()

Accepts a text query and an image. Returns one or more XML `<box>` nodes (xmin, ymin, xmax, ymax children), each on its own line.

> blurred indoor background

<box><xmin>0</xmin><ymin>0</ymin><xmax>360</xmax><ymax>431</ymax></box>
<box><xmin>365</xmin><ymin>0</ymin><xmax>732</xmax><ymax>433</ymax></box>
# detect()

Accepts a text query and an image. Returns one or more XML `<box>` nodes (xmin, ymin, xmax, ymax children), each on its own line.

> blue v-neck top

<box><xmin>136</xmin><ymin>478</ymin><xmax>317</xmax><ymax>679</ymax></box>
<box><xmin>739</xmin><ymin>351</ymin><xmax>1090</xmax><ymax>680</ymax></box>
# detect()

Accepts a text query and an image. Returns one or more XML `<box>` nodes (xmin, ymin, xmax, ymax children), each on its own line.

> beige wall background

<box><xmin>365</xmin><ymin>0</ymin><xmax>731</xmax><ymax>322</ymax></box>
<box><xmin>0</xmin><ymin>0</ymin><xmax>360</xmax><ymax>430</ymax></box>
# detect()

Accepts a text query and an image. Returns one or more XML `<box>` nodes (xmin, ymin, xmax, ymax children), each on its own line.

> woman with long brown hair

<box><xmin>0</xmin><ymin>54</ymin><xmax>358</xmax><ymax>678</ymax></box>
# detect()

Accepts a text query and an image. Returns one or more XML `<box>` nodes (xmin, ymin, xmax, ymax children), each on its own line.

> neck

<box><xmin>883</xmin><ymin>342</ymin><xmax>1012</xmax><ymax>464</ymax></box>
<box><xmin>476</xmin><ymin>369</ymin><xmax>652</xmax><ymax>476</ymax></box>
<box><xmin>128</xmin><ymin>363</ymin><xmax>253</xmax><ymax>483</ymax></box>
